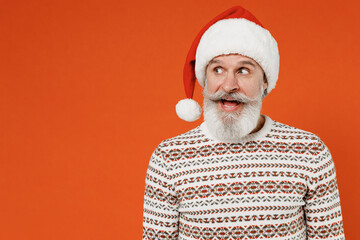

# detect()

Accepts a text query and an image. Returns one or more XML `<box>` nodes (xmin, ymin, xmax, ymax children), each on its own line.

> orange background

<box><xmin>1</xmin><ymin>0</ymin><xmax>359</xmax><ymax>239</ymax></box>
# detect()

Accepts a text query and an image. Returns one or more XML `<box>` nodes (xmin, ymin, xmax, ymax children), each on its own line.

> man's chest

<box><xmin>168</xmin><ymin>152</ymin><xmax>311</xmax><ymax>212</ymax></box>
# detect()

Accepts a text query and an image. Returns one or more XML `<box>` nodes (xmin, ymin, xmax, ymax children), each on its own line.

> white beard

<box><xmin>203</xmin><ymin>86</ymin><xmax>264</xmax><ymax>142</ymax></box>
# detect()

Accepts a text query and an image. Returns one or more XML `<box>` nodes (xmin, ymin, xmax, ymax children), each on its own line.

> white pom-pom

<box><xmin>176</xmin><ymin>98</ymin><xmax>202</xmax><ymax>122</ymax></box>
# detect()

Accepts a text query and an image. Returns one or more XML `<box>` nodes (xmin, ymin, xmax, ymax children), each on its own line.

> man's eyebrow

<box><xmin>208</xmin><ymin>59</ymin><xmax>221</xmax><ymax>65</ymax></box>
<box><xmin>238</xmin><ymin>60</ymin><xmax>256</xmax><ymax>67</ymax></box>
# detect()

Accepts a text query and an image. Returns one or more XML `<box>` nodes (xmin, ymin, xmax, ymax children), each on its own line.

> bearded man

<box><xmin>143</xmin><ymin>6</ymin><xmax>345</xmax><ymax>240</ymax></box>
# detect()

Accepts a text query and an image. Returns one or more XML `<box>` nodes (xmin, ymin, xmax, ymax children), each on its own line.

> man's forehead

<box><xmin>208</xmin><ymin>54</ymin><xmax>259</xmax><ymax>67</ymax></box>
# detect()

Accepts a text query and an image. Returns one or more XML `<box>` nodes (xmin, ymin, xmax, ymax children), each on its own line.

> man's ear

<box><xmin>263</xmin><ymin>74</ymin><xmax>268</xmax><ymax>98</ymax></box>
<box><xmin>263</xmin><ymin>73</ymin><xmax>268</xmax><ymax>89</ymax></box>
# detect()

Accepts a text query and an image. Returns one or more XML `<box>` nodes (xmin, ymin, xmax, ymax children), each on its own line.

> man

<box><xmin>143</xmin><ymin>6</ymin><xmax>345</xmax><ymax>240</ymax></box>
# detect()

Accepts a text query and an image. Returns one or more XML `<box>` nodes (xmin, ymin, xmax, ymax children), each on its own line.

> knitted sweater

<box><xmin>143</xmin><ymin>115</ymin><xmax>345</xmax><ymax>240</ymax></box>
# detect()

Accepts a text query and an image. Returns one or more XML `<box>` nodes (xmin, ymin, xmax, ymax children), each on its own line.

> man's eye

<box><xmin>238</xmin><ymin>68</ymin><xmax>250</xmax><ymax>74</ymax></box>
<box><xmin>214</xmin><ymin>67</ymin><xmax>223</xmax><ymax>74</ymax></box>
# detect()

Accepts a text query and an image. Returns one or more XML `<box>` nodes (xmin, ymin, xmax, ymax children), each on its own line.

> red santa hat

<box><xmin>176</xmin><ymin>6</ymin><xmax>279</xmax><ymax>122</ymax></box>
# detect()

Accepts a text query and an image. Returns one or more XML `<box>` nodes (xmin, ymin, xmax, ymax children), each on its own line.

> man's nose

<box><xmin>222</xmin><ymin>73</ymin><xmax>239</xmax><ymax>93</ymax></box>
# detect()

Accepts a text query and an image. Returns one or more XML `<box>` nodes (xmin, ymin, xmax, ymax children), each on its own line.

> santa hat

<box><xmin>176</xmin><ymin>6</ymin><xmax>279</xmax><ymax>122</ymax></box>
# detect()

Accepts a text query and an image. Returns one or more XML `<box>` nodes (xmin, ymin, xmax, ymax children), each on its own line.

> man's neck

<box><xmin>249</xmin><ymin>115</ymin><xmax>265</xmax><ymax>134</ymax></box>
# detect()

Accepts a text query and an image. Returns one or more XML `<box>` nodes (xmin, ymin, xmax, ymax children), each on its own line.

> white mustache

<box><xmin>203</xmin><ymin>89</ymin><xmax>259</xmax><ymax>103</ymax></box>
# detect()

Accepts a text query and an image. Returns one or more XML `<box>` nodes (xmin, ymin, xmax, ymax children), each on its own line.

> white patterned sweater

<box><xmin>143</xmin><ymin>115</ymin><xmax>345</xmax><ymax>239</ymax></box>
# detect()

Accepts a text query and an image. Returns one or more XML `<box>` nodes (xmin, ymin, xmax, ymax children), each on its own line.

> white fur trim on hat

<box><xmin>195</xmin><ymin>18</ymin><xmax>279</xmax><ymax>94</ymax></box>
<box><xmin>176</xmin><ymin>98</ymin><xmax>202</xmax><ymax>122</ymax></box>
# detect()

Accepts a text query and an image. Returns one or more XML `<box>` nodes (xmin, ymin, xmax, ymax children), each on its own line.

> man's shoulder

<box><xmin>270</xmin><ymin>119</ymin><xmax>332</xmax><ymax>157</ymax></box>
<box><xmin>149</xmin><ymin>125</ymin><xmax>208</xmax><ymax>164</ymax></box>
<box><xmin>156</xmin><ymin>124</ymin><xmax>207</xmax><ymax>150</ymax></box>
<box><xmin>270</xmin><ymin>119</ymin><xmax>323</xmax><ymax>143</ymax></box>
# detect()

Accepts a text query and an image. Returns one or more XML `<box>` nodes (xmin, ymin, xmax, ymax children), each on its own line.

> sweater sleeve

<box><xmin>304</xmin><ymin>139</ymin><xmax>345</xmax><ymax>239</ymax></box>
<box><xmin>143</xmin><ymin>144</ymin><xmax>179</xmax><ymax>240</ymax></box>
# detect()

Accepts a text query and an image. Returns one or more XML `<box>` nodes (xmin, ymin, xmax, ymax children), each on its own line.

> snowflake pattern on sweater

<box><xmin>143</xmin><ymin>116</ymin><xmax>345</xmax><ymax>239</ymax></box>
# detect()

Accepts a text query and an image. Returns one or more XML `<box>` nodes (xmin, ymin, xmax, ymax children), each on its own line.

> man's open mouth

<box><xmin>220</xmin><ymin>99</ymin><xmax>243</xmax><ymax>112</ymax></box>
<box><xmin>221</xmin><ymin>99</ymin><xmax>241</xmax><ymax>105</ymax></box>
